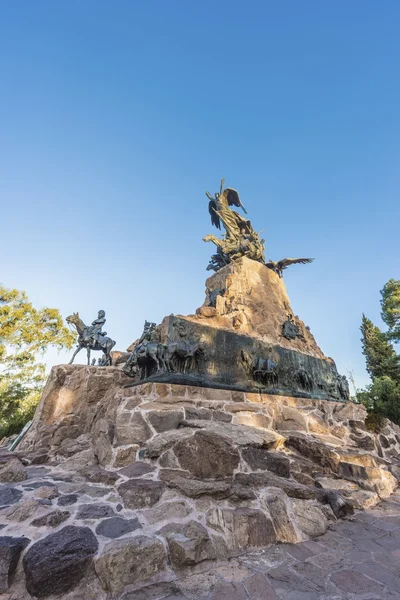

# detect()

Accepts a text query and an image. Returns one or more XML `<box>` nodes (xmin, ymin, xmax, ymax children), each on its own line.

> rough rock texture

<box><xmin>189</xmin><ymin>257</ymin><xmax>324</xmax><ymax>356</ymax></box>
<box><xmin>95</xmin><ymin>535</ymin><xmax>166</xmax><ymax>593</ymax></box>
<box><xmin>23</xmin><ymin>526</ymin><xmax>98</xmax><ymax>597</ymax></box>
<box><xmin>0</xmin><ymin>536</ymin><xmax>30</xmax><ymax>593</ymax></box>
<box><xmin>2</xmin><ymin>363</ymin><xmax>396</xmax><ymax>599</ymax></box>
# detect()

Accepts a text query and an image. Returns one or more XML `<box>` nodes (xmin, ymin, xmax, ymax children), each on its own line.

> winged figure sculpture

<box><xmin>204</xmin><ymin>179</ymin><xmax>265</xmax><ymax>271</ymax></box>
<box><xmin>265</xmin><ymin>258</ymin><xmax>314</xmax><ymax>278</ymax></box>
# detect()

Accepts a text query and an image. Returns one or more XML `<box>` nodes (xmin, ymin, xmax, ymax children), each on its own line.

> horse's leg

<box><xmin>69</xmin><ymin>345</ymin><xmax>82</xmax><ymax>365</ymax></box>
<box><xmin>87</xmin><ymin>347</ymin><xmax>91</xmax><ymax>366</ymax></box>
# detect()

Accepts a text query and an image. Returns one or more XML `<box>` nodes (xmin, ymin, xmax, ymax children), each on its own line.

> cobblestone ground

<box><xmin>153</xmin><ymin>491</ymin><xmax>400</xmax><ymax>600</ymax></box>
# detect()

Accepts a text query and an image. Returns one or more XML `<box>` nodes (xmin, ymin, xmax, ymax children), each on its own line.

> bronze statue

<box><xmin>203</xmin><ymin>179</ymin><xmax>265</xmax><ymax>271</ymax></box>
<box><xmin>66</xmin><ymin>311</ymin><xmax>116</xmax><ymax>366</ymax></box>
<box><xmin>265</xmin><ymin>258</ymin><xmax>314</xmax><ymax>278</ymax></box>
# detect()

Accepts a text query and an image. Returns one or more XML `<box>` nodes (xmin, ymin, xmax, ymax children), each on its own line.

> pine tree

<box><xmin>381</xmin><ymin>279</ymin><xmax>400</xmax><ymax>344</ymax></box>
<box><xmin>360</xmin><ymin>314</ymin><xmax>400</xmax><ymax>382</ymax></box>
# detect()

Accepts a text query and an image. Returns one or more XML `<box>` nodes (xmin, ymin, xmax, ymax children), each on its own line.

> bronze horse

<box><xmin>66</xmin><ymin>313</ymin><xmax>116</xmax><ymax>366</ymax></box>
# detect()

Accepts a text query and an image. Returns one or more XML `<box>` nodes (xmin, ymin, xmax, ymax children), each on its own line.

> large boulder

<box><xmin>286</xmin><ymin>434</ymin><xmax>340</xmax><ymax>472</ymax></box>
<box><xmin>159</xmin><ymin>521</ymin><xmax>216</xmax><ymax>568</ymax></box>
<box><xmin>95</xmin><ymin>535</ymin><xmax>166</xmax><ymax>593</ymax></box>
<box><xmin>207</xmin><ymin>507</ymin><xmax>276</xmax><ymax>554</ymax></box>
<box><xmin>0</xmin><ymin>459</ymin><xmax>26</xmax><ymax>483</ymax></box>
<box><xmin>23</xmin><ymin>526</ymin><xmax>98</xmax><ymax>598</ymax></box>
<box><xmin>241</xmin><ymin>447</ymin><xmax>290</xmax><ymax>477</ymax></box>
<box><xmin>173</xmin><ymin>430</ymin><xmax>240</xmax><ymax>479</ymax></box>
<box><xmin>262</xmin><ymin>488</ymin><xmax>300</xmax><ymax>543</ymax></box>
<box><xmin>118</xmin><ymin>479</ymin><xmax>165</xmax><ymax>509</ymax></box>
<box><xmin>115</xmin><ymin>411</ymin><xmax>152</xmax><ymax>446</ymax></box>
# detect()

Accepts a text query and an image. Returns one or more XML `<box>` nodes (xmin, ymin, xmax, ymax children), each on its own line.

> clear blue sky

<box><xmin>1</xmin><ymin>1</ymin><xmax>399</xmax><ymax>388</ymax></box>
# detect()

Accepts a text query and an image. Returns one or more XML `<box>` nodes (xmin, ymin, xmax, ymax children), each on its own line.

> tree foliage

<box><xmin>359</xmin><ymin>280</ymin><xmax>400</xmax><ymax>426</ymax></box>
<box><xmin>360</xmin><ymin>314</ymin><xmax>400</xmax><ymax>382</ymax></box>
<box><xmin>381</xmin><ymin>279</ymin><xmax>400</xmax><ymax>344</ymax></box>
<box><xmin>0</xmin><ymin>285</ymin><xmax>75</xmax><ymax>437</ymax></box>
<box><xmin>358</xmin><ymin>376</ymin><xmax>400</xmax><ymax>425</ymax></box>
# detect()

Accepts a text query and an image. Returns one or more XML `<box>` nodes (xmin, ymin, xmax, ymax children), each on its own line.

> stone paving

<box><xmin>156</xmin><ymin>491</ymin><xmax>400</xmax><ymax>600</ymax></box>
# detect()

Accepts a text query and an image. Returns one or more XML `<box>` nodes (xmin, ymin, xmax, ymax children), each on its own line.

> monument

<box><xmin>66</xmin><ymin>310</ymin><xmax>116</xmax><ymax>366</ymax></box>
<box><xmin>123</xmin><ymin>180</ymin><xmax>349</xmax><ymax>403</ymax></box>
<box><xmin>3</xmin><ymin>180</ymin><xmax>399</xmax><ymax>600</ymax></box>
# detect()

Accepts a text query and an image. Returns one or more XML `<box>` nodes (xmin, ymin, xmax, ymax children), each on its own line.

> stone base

<box><xmin>126</xmin><ymin>258</ymin><xmax>349</xmax><ymax>402</ymax></box>
<box><xmin>3</xmin><ymin>365</ymin><xmax>398</xmax><ymax>598</ymax></box>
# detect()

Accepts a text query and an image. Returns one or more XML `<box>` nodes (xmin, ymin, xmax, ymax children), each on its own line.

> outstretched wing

<box><xmin>277</xmin><ymin>258</ymin><xmax>314</xmax><ymax>269</ymax></box>
<box><xmin>208</xmin><ymin>200</ymin><xmax>221</xmax><ymax>229</ymax></box>
<box><xmin>224</xmin><ymin>188</ymin><xmax>247</xmax><ymax>214</ymax></box>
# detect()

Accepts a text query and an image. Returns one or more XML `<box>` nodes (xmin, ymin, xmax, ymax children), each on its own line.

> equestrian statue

<box><xmin>66</xmin><ymin>310</ymin><xmax>116</xmax><ymax>366</ymax></box>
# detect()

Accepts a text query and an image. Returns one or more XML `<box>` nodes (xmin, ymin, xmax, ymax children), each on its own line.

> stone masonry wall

<box><xmin>0</xmin><ymin>364</ymin><xmax>397</xmax><ymax>598</ymax></box>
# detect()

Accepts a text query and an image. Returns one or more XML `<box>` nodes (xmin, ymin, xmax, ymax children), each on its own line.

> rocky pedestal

<box><xmin>1</xmin><ymin>364</ymin><xmax>396</xmax><ymax>598</ymax></box>
<box><xmin>134</xmin><ymin>258</ymin><xmax>349</xmax><ymax>401</ymax></box>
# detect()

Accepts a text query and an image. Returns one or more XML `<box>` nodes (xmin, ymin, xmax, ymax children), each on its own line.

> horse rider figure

<box><xmin>89</xmin><ymin>310</ymin><xmax>108</xmax><ymax>347</ymax></box>
<box><xmin>138</xmin><ymin>321</ymin><xmax>158</xmax><ymax>346</ymax></box>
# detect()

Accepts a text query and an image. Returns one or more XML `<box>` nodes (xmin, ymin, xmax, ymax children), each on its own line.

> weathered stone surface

<box><xmin>147</xmin><ymin>410</ymin><xmax>183</xmax><ymax>432</ymax></box>
<box><xmin>210</xmin><ymin>581</ymin><xmax>248</xmax><ymax>600</ymax></box>
<box><xmin>95</xmin><ymin>535</ymin><xmax>166</xmax><ymax>593</ymax></box>
<box><xmin>145</xmin><ymin>429</ymin><xmax>195</xmax><ymax>458</ymax></box>
<box><xmin>241</xmin><ymin>447</ymin><xmax>290</xmax><ymax>477</ymax></box>
<box><xmin>57</xmin><ymin>493</ymin><xmax>78</xmax><ymax>506</ymax></box>
<box><xmin>33</xmin><ymin>485</ymin><xmax>58</xmax><ymax>499</ymax></box>
<box><xmin>0</xmin><ymin>536</ymin><xmax>30</xmax><ymax>593</ymax></box>
<box><xmin>286</xmin><ymin>434</ymin><xmax>340</xmax><ymax>472</ymax></box>
<box><xmin>160</xmin><ymin>470</ymin><xmax>232</xmax><ymax>498</ymax></box>
<box><xmin>262</xmin><ymin>488</ymin><xmax>300</xmax><ymax>543</ymax></box>
<box><xmin>326</xmin><ymin>490</ymin><xmax>354</xmax><ymax>518</ymax></box>
<box><xmin>61</xmin><ymin>448</ymin><xmax>97</xmax><ymax>471</ymax></box>
<box><xmin>92</xmin><ymin>417</ymin><xmax>114</xmax><ymax>466</ymax></box>
<box><xmin>79</xmin><ymin>465</ymin><xmax>120</xmax><ymax>485</ymax></box>
<box><xmin>182</xmin><ymin>420</ymin><xmax>285</xmax><ymax>449</ymax></box>
<box><xmin>77</xmin><ymin>504</ymin><xmax>115</xmax><ymax>519</ymax></box>
<box><xmin>0</xmin><ymin>487</ymin><xmax>23</xmax><ymax>507</ymax></box>
<box><xmin>232</xmin><ymin>413</ymin><xmax>273</xmax><ymax>430</ymax></box>
<box><xmin>291</xmin><ymin>500</ymin><xmax>329</xmax><ymax>537</ymax></box>
<box><xmin>159</xmin><ymin>521</ymin><xmax>216</xmax><ymax>567</ymax></box>
<box><xmin>5</xmin><ymin>498</ymin><xmax>39</xmax><ymax>522</ymax></box>
<box><xmin>173</xmin><ymin>430</ymin><xmax>240</xmax><ymax>479</ymax></box>
<box><xmin>118</xmin><ymin>479</ymin><xmax>164</xmax><ymax>509</ymax></box>
<box><xmin>23</xmin><ymin>525</ymin><xmax>98</xmax><ymax>598</ymax></box>
<box><xmin>113</xmin><ymin>445</ymin><xmax>139</xmax><ymax>467</ymax></box>
<box><xmin>207</xmin><ymin>507</ymin><xmax>276</xmax><ymax>553</ymax></box>
<box><xmin>0</xmin><ymin>459</ymin><xmax>26</xmax><ymax>483</ymax></box>
<box><xmin>276</xmin><ymin>406</ymin><xmax>308</xmax><ymax>432</ymax></box>
<box><xmin>345</xmin><ymin>489</ymin><xmax>379</xmax><ymax>509</ymax></box>
<box><xmin>115</xmin><ymin>411</ymin><xmax>152</xmax><ymax>446</ymax></box>
<box><xmin>235</xmin><ymin>472</ymin><xmax>316</xmax><ymax>499</ymax></box>
<box><xmin>243</xmin><ymin>571</ymin><xmax>279</xmax><ymax>599</ymax></box>
<box><xmin>330</xmin><ymin>568</ymin><xmax>384</xmax><ymax>595</ymax></box>
<box><xmin>118</xmin><ymin>461</ymin><xmax>155</xmax><ymax>478</ymax></box>
<box><xmin>95</xmin><ymin>516</ymin><xmax>141</xmax><ymax>538</ymax></box>
<box><xmin>185</xmin><ymin>406</ymin><xmax>212</xmax><ymax>420</ymax></box>
<box><xmin>31</xmin><ymin>510</ymin><xmax>70</xmax><ymax>527</ymax></box>
<box><xmin>142</xmin><ymin>500</ymin><xmax>192</xmax><ymax>525</ymax></box>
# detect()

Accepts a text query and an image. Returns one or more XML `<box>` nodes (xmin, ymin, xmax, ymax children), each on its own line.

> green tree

<box><xmin>0</xmin><ymin>285</ymin><xmax>75</xmax><ymax>437</ymax></box>
<box><xmin>358</xmin><ymin>376</ymin><xmax>400</xmax><ymax>425</ymax></box>
<box><xmin>381</xmin><ymin>279</ymin><xmax>400</xmax><ymax>344</ymax></box>
<box><xmin>360</xmin><ymin>314</ymin><xmax>400</xmax><ymax>382</ymax></box>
